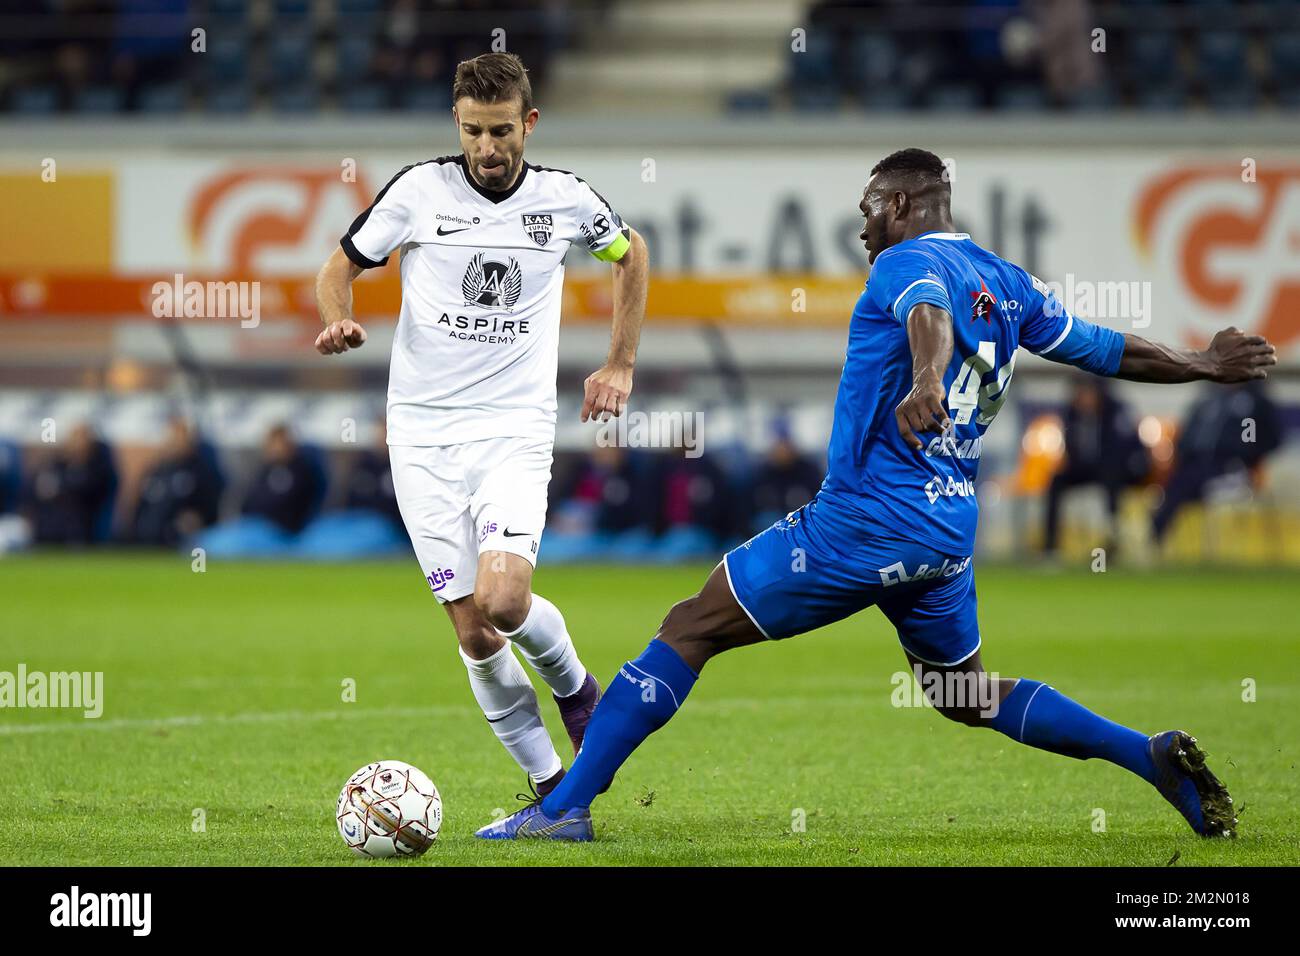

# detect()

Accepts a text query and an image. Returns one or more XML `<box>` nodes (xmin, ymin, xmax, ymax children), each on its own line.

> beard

<box><xmin>472</xmin><ymin>155</ymin><xmax>519</xmax><ymax>192</ymax></box>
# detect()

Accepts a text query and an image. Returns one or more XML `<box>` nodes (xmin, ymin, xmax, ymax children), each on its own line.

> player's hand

<box><xmin>581</xmin><ymin>363</ymin><xmax>633</xmax><ymax>422</ymax></box>
<box><xmin>315</xmin><ymin>319</ymin><xmax>367</xmax><ymax>355</ymax></box>
<box><xmin>1205</xmin><ymin>327</ymin><xmax>1276</xmax><ymax>383</ymax></box>
<box><xmin>895</xmin><ymin>372</ymin><xmax>950</xmax><ymax>452</ymax></box>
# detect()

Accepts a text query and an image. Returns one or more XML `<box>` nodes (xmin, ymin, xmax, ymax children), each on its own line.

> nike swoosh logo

<box><xmin>502</xmin><ymin>529</ymin><xmax>534</xmax><ymax>538</ymax></box>
<box><xmin>437</xmin><ymin>225</ymin><xmax>470</xmax><ymax>235</ymax></box>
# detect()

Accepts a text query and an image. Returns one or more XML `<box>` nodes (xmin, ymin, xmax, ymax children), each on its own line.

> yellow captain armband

<box><xmin>591</xmin><ymin>227</ymin><xmax>631</xmax><ymax>263</ymax></box>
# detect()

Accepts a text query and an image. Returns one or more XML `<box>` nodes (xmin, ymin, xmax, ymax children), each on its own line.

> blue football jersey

<box><xmin>821</xmin><ymin>231</ymin><xmax>1126</xmax><ymax>553</ymax></box>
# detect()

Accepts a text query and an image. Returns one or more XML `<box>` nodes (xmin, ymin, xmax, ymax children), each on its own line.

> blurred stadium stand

<box><xmin>3</xmin><ymin>2</ymin><xmax>1300</xmax><ymax>115</ymax></box>
<box><xmin>0</xmin><ymin>1</ymin><xmax>1297</xmax><ymax>565</ymax></box>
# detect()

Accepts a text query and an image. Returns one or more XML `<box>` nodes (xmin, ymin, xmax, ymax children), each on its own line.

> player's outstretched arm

<box><xmin>314</xmin><ymin>247</ymin><xmax>367</xmax><ymax>355</ymax></box>
<box><xmin>582</xmin><ymin>227</ymin><xmax>648</xmax><ymax>422</ymax></box>
<box><xmin>896</xmin><ymin>303</ymin><xmax>955</xmax><ymax>451</ymax></box>
<box><xmin>1115</xmin><ymin>327</ymin><xmax>1276</xmax><ymax>384</ymax></box>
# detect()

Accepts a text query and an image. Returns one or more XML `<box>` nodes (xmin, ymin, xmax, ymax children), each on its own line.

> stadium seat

<box><xmin>10</xmin><ymin>86</ymin><xmax>59</xmax><ymax>114</ymax></box>
<box><xmin>205</xmin><ymin>33</ymin><xmax>251</xmax><ymax>86</ymax></box>
<box><xmin>335</xmin><ymin>34</ymin><xmax>376</xmax><ymax>78</ymax></box>
<box><xmin>1127</xmin><ymin>32</ymin><xmax>1181</xmax><ymax>82</ymax></box>
<box><xmin>844</xmin><ymin>33</ymin><xmax>901</xmax><ymax>92</ymax></box>
<box><xmin>206</xmin><ymin>84</ymin><xmax>254</xmax><ymax>113</ymax></box>
<box><xmin>1062</xmin><ymin>81</ymin><xmax>1118</xmax><ymax>112</ymax></box>
<box><xmin>272</xmin><ymin>0</ymin><xmax>313</xmax><ymax>16</ymax></box>
<box><xmin>0</xmin><ymin>441</ymin><xmax>21</xmax><ymax>515</ymax></box>
<box><xmin>1195</xmin><ymin>32</ymin><xmax>1250</xmax><ymax>87</ymax></box>
<box><xmin>270</xmin><ymin>28</ymin><xmax>316</xmax><ymax>86</ymax></box>
<box><xmin>339</xmin><ymin>83</ymin><xmax>389</xmax><ymax>113</ymax></box>
<box><xmin>790</xmin><ymin>85</ymin><xmax>841</xmax><ymax>112</ymax></box>
<box><xmin>789</xmin><ymin>30</ymin><xmax>839</xmax><ymax>90</ymax></box>
<box><xmin>293</xmin><ymin>511</ymin><xmax>407</xmax><ymax>560</ymax></box>
<box><xmin>92</xmin><ymin>457</ymin><xmax>118</xmax><ymax>545</ymax></box>
<box><xmin>860</xmin><ymin>86</ymin><xmax>911</xmax><ymax>112</ymax></box>
<box><xmin>649</xmin><ymin>526</ymin><xmax>718</xmax><ymax>563</ymax></box>
<box><xmin>138</xmin><ymin>83</ymin><xmax>189</xmax><ymax>113</ymax></box>
<box><xmin>1205</xmin><ymin>82</ymin><xmax>1260</xmax><ymax>112</ymax></box>
<box><xmin>726</xmin><ymin>89</ymin><xmax>774</xmax><ymax>114</ymax></box>
<box><xmin>1277</xmin><ymin>86</ymin><xmax>1300</xmax><ymax>110</ymax></box>
<box><xmin>298</xmin><ymin>444</ymin><xmax>330</xmax><ymax>523</ymax></box>
<box><xmin>923</xmin><ymin>83</ymin><xmax>980</xmax><ymax>111</ymax></box>
<box><xmin>272</xmin><ymin>82</ymin><xmax>321</xmax><ymax>113</ymax></box>
<box><xmin>73</xmin><ymin>88</ymin><xmax>126</xmax><ymax>113</ymax></box>
<box><xmin>336</xmin><ymin>0</ymin><xmax>383</xmax><ymax>33</ymax></box>
<box><xmin>401</xmin><ymin>85</ymin><xmax>452</xmax><ymax>113</ymax></box>
<box><xmin>1135</xmin><ymin>84</ymin><xmax>1189</xmax><ymax>111</ymax></box>
<box><xmin>995</xmin><ymin>85</ymin><xmax>1049</xmax><ymax>111</ymax></box>
<box><xmin>1268</xmin><ymin>32</ymin><xmax>1300</xmax><ymax>90</ymax></box>
<box><xmin>192</xmin><ymin>517</ymin><xmax>296</xmax><ymax>559</ymax></box>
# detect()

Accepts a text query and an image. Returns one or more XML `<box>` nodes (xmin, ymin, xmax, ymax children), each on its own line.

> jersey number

<box><xmin>947</xmin><ymin>340</ymin><xmax>1016</xmax><ymax>426</ymax></box>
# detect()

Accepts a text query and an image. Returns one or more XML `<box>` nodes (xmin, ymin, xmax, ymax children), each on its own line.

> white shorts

<box><xmin>389</xmin><ymin>437</ymin><xmax>552</xmax><ymax>604</ymax></box>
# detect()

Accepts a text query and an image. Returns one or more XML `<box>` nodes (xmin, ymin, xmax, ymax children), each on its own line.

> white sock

<box><xmin>498</xmin><ymin>593</ymin><xmax>587</xmax><ymax>699</ymax></box>
<box><xmin>459</xmin><ymin>642</ymin><xmax>562</xmax><ymax>784</ymax></box>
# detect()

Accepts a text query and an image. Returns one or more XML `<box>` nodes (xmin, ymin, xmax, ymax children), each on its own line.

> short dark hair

<box><xmin>870</xmin><ymin>147</ymin><xmax>950</xmax><ymax>197</ymax></box>
<box><xmin>452</xmin><ymin>52</ymin><xmax>533</xmax><ymax>115</ymax></box>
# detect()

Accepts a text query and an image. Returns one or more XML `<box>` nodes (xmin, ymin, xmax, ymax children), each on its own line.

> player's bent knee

<box><xmin>932</xmin><ymin>703</ymin><xmax>985</xmax><ymax>728</ymax></box>
<box><xmin>456</xmin><ymin>624</ymin><xmax>506</xmax><ymax>661</ymax></box>
<box><xmin>658</xmin><ymin>596</ymin><xmax>705</xmax><ymax>644</ymax></box>
<box><xmin>473</xmin><ymin>582</ymin><xmax>529</xmax><ymax>633</ymax></box>
<box><xmin>657</xmin><ymin>596</ymin><xmax>729</xmax><ymax>667</ymax></box>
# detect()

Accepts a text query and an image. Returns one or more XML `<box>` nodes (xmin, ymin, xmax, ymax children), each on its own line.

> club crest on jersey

<box><xmin>521</xmin><ymin>213</ymin><xmax>553</xmax><ymax>246</ymax></box>
<box><xmin>462</xmin><ymin>253</ymin><xmax>523</xmax><ymax>311</ymax></box>
<box><xmin>970</xmin><ymin>277</ymin><xmax>997</xmax><ymax>323</ymax></box>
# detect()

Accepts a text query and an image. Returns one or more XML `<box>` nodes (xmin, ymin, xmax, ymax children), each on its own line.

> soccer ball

<box><xmin>336</xmin><ymin>760</ymin><xmax>442</xmax><ymax>858</ymax></box>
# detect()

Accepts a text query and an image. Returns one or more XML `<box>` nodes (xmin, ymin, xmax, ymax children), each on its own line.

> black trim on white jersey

<box><xmin>340</xmin><ymin>234</ymin><xmax>384</xmax><ymax>270</ymax></box>
<box><xmin>457</xmin><ymin>154</ymin><xmax>530</xmax><ymax>205</ymax></box>
<box><xmin>527</xmin><ymin>162</ymin><xmax>623</xmax><ymax>225</ymax></box>
<box><xmin>339</xmin><ymin>156</ymin><xmax>458</xmax><ymax>269</ymax></box>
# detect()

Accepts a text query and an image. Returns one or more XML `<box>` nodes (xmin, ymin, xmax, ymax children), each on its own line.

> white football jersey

<box><xmin>341</xmin><ymin>154</ymin><xmax>631</xmax><ymax>447</ymax></box>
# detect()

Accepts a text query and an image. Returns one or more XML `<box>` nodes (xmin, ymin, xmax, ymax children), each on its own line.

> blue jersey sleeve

<box><xmin>866</xmin><ymin>247</ymin><xmax>953</xmax><ymax>324</ymax></box>
<box><xmin>1020</xmin><ymin>274</ymin><xmax>1126</xmax><ymax>376</ymax></box>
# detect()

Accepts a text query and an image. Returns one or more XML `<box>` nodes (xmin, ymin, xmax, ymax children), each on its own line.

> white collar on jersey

<box><xmin>917</xmin><ymin>232</ymin><xmax>971</xmax><ymax>241</ymax></box>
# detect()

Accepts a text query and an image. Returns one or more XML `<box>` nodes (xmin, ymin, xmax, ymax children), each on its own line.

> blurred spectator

<box><xmin>0</xmin><ymin>439</ymin><xmax>21</xmax><ymax>514</ymax></box>
<box><xmin>241</xmin><ymin>424</ymin><xmax>324</xmax><ymax>534</ymax></box>
<box><xmin>1029</xmin><ymin>0</ymin><xmax>1102</xmax><ymax>102</ymax></box>
<box><xmin>658</xmin><ymin>445</ymin><xmax>732</xmax><ymax>542</ymax></box>
<box><xmin>1043</xmin><ymin>377</ymin><xmax>1147</xmax><ymax>555</ymax></box>
<box><xmin>1152</xmin><ymin>381</ymin><xmax>1283</xmax><ymax>543</ymax></box>
<box><xmin>340</xmin><ymin>419</ymin><xmax>400</xmax><ymax>526</ymax></box>
<box><xmin>127</xmin><ymin>416</ymin><xmax>224</xmax><ymax>546</ymax></box>
<box><xmin>750</xmin><ymin>421</ymin><xmax>823</xmax><ymax>531</ymax></box>
<box><xmin>553</xmin><ymin>442</ymin><xmax>654</xmax><ymax>536</ymax></box>
<box><xmin>111</xmin><ymin>0</ymin><xmax>191</xmax><ymax>110</ymax></box>
<box><xmin>24</xmin><ymin>422</ymin><xmax>117</xmax><ymax>545</ymax></box>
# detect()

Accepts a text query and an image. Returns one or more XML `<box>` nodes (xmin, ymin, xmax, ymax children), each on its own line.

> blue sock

<box><xmin>542</xmin><ymin>639</ymin><xmax>698</xmax><ymax>814</ymax></box>
<box><xmin>989</xmin><ymin>679</ymin><xmax>1155</xmax><ymax>783</ymax></box>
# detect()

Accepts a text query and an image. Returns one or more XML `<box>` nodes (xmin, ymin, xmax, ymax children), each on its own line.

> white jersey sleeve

<box><xmin>571</xmin><ymin>179</ymin><xmax>631</xmax><ymax>263</ymax></box>
<box><xmin>341</xmin><ymin>166</ymin><xmax>422</xmax><ymax>269</ymax></box>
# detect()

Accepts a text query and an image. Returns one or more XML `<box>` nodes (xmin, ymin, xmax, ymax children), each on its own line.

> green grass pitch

<box><xmin>1</xmin><ymin>554</ymin><xmax>1297</xmax><ymax>866</ymax></box>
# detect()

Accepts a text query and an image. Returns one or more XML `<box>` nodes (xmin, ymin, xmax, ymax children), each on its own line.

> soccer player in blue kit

<box><xmin>477</xmin><ymin>148</ymin><xmax>1276</xmax><ymax>842</ymax></box>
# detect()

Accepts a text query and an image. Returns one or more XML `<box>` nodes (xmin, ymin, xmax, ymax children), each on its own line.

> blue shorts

<box><xmin>723</xmin><ymin>496</ymin><xmax>980</xmax><ymax>666</ymax></box>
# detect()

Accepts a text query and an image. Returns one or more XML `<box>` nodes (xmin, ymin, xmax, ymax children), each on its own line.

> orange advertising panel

<box><xmin>0</xmin><ymin>173</ymin><xmax>114</xmax><ymax>272</ymax></box>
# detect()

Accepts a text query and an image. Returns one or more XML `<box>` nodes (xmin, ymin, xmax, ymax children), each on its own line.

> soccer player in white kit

<box><xmin>313</xmin><ymin>53</ymin><xmax>649</xmax><ymax>798</ymax></box>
